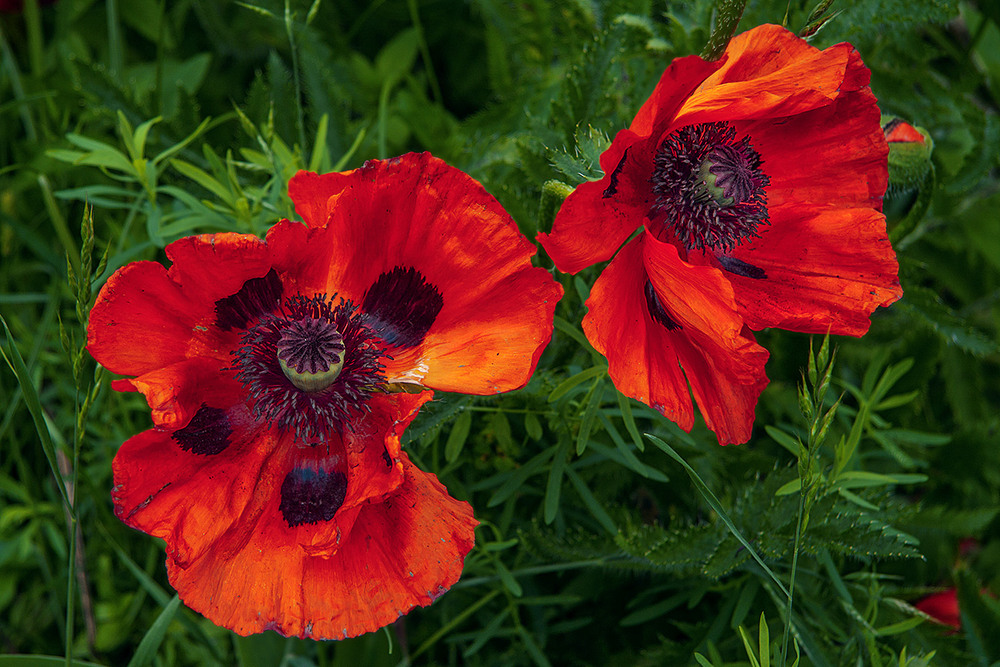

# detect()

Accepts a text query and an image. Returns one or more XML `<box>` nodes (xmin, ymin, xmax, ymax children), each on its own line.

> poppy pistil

<box><xmin>651</xmin><ymin>121</ymin><xmax>770</xmax><ymax>253</ymax></box>
<box><xmin>276</xmin><ymin>316</ymin><xmax>346</xmax><ymax>392</ymax></box>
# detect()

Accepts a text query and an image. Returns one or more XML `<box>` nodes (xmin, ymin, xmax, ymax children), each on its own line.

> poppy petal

<box><xmin>288</xmin><ymin>153</ymin><xmax>562</xmax><ymax>394</ymax></box>
<box><xmin>583</xmin><ymin>235</ymin><xmax>768</xmax><ymax>445</ymax></box>
<box><xmin>163</xmin><ymin>452</ymin><xmax>475</xmax><ymax>639</ymax></box>
<box><xmin>112</xmin><ymin>409</ymin><xmax>276</xmax><ymax>569</ymax></box>
<box><xmin>126</xmin><ymin>357</ymin><xmax>244</xmax><ymax>429</ymax></box>
<box><xmin>721</xmin><ymin>206</ymin><xmax>901</xmax><ymax>335</ymax></box>
<box><xmin>113</xmin><ymin>391</ymin><xmax>427</xmax><ymax>568</ymax></box>
<box><xmin>642</xmin><ymin>233</ymin><xmax>770</xmax><ymax>444</ymax></box>
<box><xmin>164</xmin><ymin>233</ymin><xmax>273</xmax><ymax>308</ymax></box>
<box><xmin>538</xmin><ymin>56</ymin><xmax>720</xmax><ymax>275</ymax></box>
<box><xmin>538</xmin><ymin>132</ymin><xmax>650</xmax><ymax>274</ymax></box>
<box><xmin>88</xmin><ymin>261</ymin><xmax>201</xmax><ymax>376</ymax></box>
<box><xmin>676</xmin><ymin>26</ymin><xmax>858</xmax><ymax>125</ymax></box>
<box><xmin>741</xmin><ymin>51</ymin><xmax>885</xmax><ymax>212</ymax></box>
<box><xmin>915</xmin><ymin>589</ymin><xmax>961</xmax><ymax>629</ymax></box>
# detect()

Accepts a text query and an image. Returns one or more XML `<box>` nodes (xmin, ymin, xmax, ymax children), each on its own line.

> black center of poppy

<box><xmin>276</xmin><ymin>317</ymin><xmax>346</xmax><ymax>392</ymax></box>
<box><xmin>233</xmin><ymin>294</ymin><xmax>386</xmax><ymax>442</ymax></box>
<box><xmin>651</xmin><ymin>121</ymin><xmax>770</xmax><ymax>252</ymax></box>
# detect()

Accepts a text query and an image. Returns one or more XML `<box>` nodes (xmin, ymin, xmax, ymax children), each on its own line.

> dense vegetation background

<box><xmin>2</xmin><ymin>0</ymin><xmax>999</xmax><ymax>665</ymax></box>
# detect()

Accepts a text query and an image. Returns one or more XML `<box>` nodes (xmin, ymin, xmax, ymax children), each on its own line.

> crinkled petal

<box><xmin>88</xmin><ymin>262</ymin><xmax>201</xmax><ymax>376</ymax></box>
<box><xmin>124</xmin><ymin>357</ymin><xmax>244</xmax><ymax>429</ymax></box>
<box><xmin>165</xmin><ymin>233</ymin><xmax>273</xmax><ymax>308</ymax></box>
<box><xmin>165</xmin><ymin>451</ymin><xmax>476</xmax><ymax>639</ymax></box>
<box><xmin>716</xmin><ymin>206</ymin><xmax>901</xmax><ymax>335</ymax></box>
<box><xmin>113</xmin><ymin>393</ymin><xmax>427</xmax><ymax>571</ymax></box>
<box><xmin>89</xmin><ymin>234</ymin><xmax>286</xmax><ymax>378</ymax></box>
<box><xmin>675</xmin><ymin>25</ymin><xmax>858</xmax><ymax>126</ymax></box>
<box><xmin>112</xmin><ymin>409</ymin><xmax>276</xmax><ymax>569</ymax></box>
<box><xmin>288</xmin><ymin>153</ymin><xmax>562</xmax><ymax>394</ymax></box>
<box><xmin>739</xmin><ymin>49</ymin><xmax>886</xmax><ymax>212</ymax></box>
<box><xmin>584</xmin><ymin>235</ymin><xmax>768</xmax><ymax>445</ymax></box>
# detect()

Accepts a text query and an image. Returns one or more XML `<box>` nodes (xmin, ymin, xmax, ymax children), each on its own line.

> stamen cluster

<box><xmin>651</xmin><ymin>121</ymin><xmax>770</xmax><ymax>253</ymax></box>
<box><xmin>233</xmin><ymin>294</ymin><xmax>386</xmax><ymax>442</ymax></box>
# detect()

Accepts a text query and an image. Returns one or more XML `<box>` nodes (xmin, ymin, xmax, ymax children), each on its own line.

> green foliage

<box><xmin>2</xmin><ymin>0</ymin><xmax>999</xmax><ymax>665</ymax></box>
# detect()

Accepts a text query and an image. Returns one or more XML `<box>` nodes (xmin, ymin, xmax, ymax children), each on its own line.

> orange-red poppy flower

<box><xmin>915</xmin><ymin>589</ymin><xmax>961</xmax><ymax>630</ymax></box>
<box><xmin>88</xmin><ymin>152</ymin><xmax>562</xmax><ymax>639</ymax></box>
<box><xmin>539</xmin><ymin>25</ymin><xmax>901</xmax><ymax>445</ymax></box>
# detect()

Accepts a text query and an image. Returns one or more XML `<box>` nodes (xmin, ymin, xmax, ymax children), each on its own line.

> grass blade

<box><xmin>0</xmin><ymin>314</ymin><xmax>71</xmax><ymax>510</ymax></box>
<box><xmin>125</xmin><ymin>595</ymin><xmax>181</xmax><ymax>667</ymax></box>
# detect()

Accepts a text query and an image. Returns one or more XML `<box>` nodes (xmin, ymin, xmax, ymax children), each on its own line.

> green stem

<box><xmin>284</xmin><ymin>0</ymin><xmax>307</xmax><ymax>152</ymax></box>
<box><xmin>406</xmin><ymin>0</ymin><xmax>442</xmax><ymax>105</ymax></box>
<box><xmin>454</xmin><ymin>558</ymin><xmax>610</xmax><ymax>589</ymax></box>
<box><xmin>23</xmin><ymin>0</ymin><xmax>44</xmax><ymax>78</ymax></box>
<box><xmin>64</xmin><ymin>389</ymin><xmax>80</xmax><ymax>667</ymax></box>
<box><xmin>779</xmin><ymin>481</ymin><xmax>808</xmax><ymax>666</ymax></box>
<box><xmin>106</xmin><ymin>0</ymin><xmax>124</xmax><ymax>78</ymax></box>
<box><xmin>701</xmin><ymin>0</ymin><xmax>747</xmax><ymax>60</ymax></box>
<box><xmin>38</xmin><ymin>174</ymin><xmax>79</xmax><ymax>273</ymax></box>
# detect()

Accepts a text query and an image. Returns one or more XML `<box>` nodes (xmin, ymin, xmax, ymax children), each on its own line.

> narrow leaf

<box><xmin>444</xmin><ymin>409</ymin><xmax>472</xmax><ymax>463</ymax></box>
<box><xmin>565</xmin><ymin>466</ymin><xmax>617</xmax><ymax>535</ymax></box>
<box><xmin>544</xmin><ymin>444</ymin><xmax>567</xmax><ymax>524</ymax></box>
<box><xmin>0</xmin><ymin>315</ymin><xmax>71</xmax><ymax>510</ymax></box>
<box><xmin>125</xmin><ymin>595</ymin><xmax>181</xmax><ymax>667</ymax></box>
<box><xmin>548</xmin><ymin>365</ymin><xmax>606</xmax><ymax>403</ymax></box>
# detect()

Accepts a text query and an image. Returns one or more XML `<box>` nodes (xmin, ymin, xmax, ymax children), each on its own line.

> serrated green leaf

<box><xmin>647</xmin><ymin>434</ymin><xmax>790</xmax><ymax>598</ymax></box>
<box><xmin>897</xmin><ymin>285</ymin><xmax>999</xmax><ymax>356</ymax></box>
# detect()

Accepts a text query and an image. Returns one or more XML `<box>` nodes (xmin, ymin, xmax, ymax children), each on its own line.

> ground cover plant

<box><xmin>2</xmin><ymin>0</ymin><xmax>999</xmax><ymax>665</ymax></box>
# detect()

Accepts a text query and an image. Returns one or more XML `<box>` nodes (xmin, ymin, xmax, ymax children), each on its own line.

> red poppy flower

<box><xmin>88</xmin><ymin>152</ymin><xmax>562</xmax><ymax>638</ymax></box>
<box><xmin>915</xmin><ymin>589</ymin><xmax>961</xmax><ymax>630</ymax></box>
<box><xmin>538</xmin><ymin>24</ymin><xmax>902</xmax><ymax>445</ymax></box>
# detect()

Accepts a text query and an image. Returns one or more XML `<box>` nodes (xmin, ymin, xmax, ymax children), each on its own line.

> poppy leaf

<box><xmin>647</xmin><ymin>434</ymin><xmax>790</xmax><ymax>598</ymax></box>
<box><xmin>486</xmin><ymin>445</ymin><xmax>558</xmax><ymax>508</ymax></box>
<box><xmin>524</xmin><ymin>412</ymin><xmax>543</xmax><ymax>441</ymax></box>
<box><xmin>0</xmin><ymin>315</ymin><xmax>71</xmax><ymax>511</ymax></box>
<box><xmin>597</xmin><ymin>416</ymin><xmax>669</xmax><ymax>482</ymax></box>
